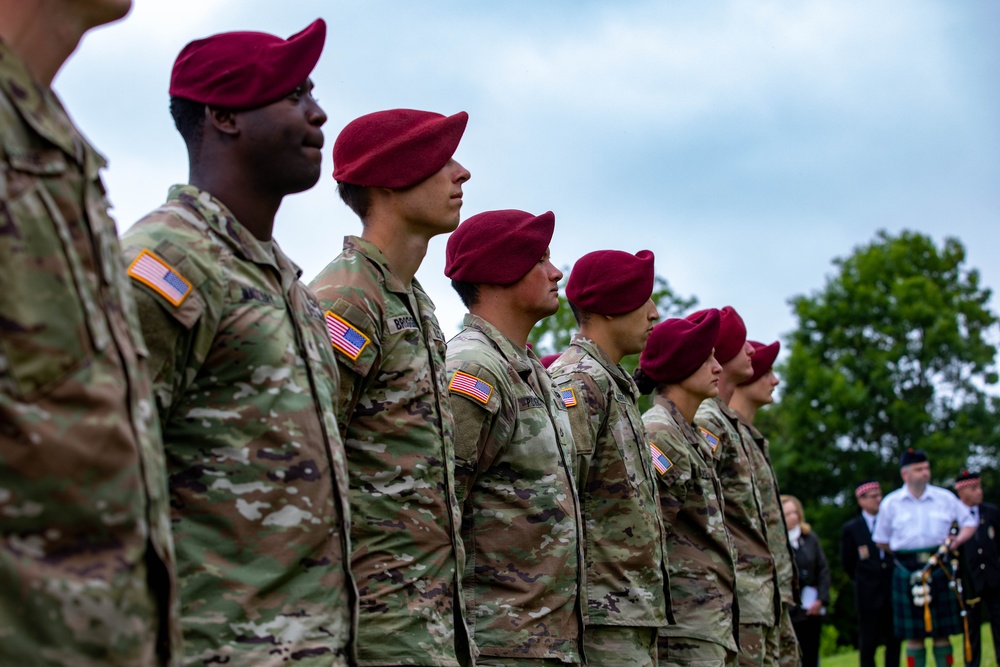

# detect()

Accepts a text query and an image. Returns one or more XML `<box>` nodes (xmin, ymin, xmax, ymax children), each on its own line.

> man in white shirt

<box><xmin>873</xmin><ymin>449</ymin><xmax>977</xmax><ymax>667</ymax></box>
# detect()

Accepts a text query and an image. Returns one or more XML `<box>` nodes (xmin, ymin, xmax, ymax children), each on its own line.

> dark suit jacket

<box><xmin>841</xmin><ymin>514</ymin><xmax>893</xmax><ymax>611</ymax></box>
<box><xmin>961</xmin><ymin>502</ymin><xmax>1000</xmax><ymax>596</ymax></box>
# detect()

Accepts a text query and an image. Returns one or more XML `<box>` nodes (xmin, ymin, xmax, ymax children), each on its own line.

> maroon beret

<box><xmin>640</xmin><ymin>309</ymin><xmax>721</xmax><ymax>385</ymax></box>
<box><xmin>739</xmin><ymin>340</ymin><xmax>780</xmax><ymax>386</ymax></box>
<box><xmin>540</xmin><ymin>353</ymin><xmax>562</xmax><ymax>369</ymax></box>
<box><xmin>565</xmin><ymin>250</ymin><xmax>655</xmax><ymax>316</ymax></box>
<box><xmin>333</xmin><ymin>109</ymin><xmax>468</xmax><ymax>188</ymax></box>
<box><xmin>687</xmin><ymin>305</ymin><xmax>745</xmax><ymax>364</ymax></box>
<box><xmin>445</xmin><ymin>209</ymin><xmax>554</xmax><ymax>285</ymax></box>
<box><xmin>170</xmin><ymin>19</ymin><xmax>326</xmax><ymax>110</ymax></box>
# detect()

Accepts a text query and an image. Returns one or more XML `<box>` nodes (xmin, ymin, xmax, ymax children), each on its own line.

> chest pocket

<box><xmin>609</xmin><ymin>391</ymin><xmax>648</xmax><ymax>493</ymax></box>
<box><xmin>0</xmin><ymin>150</ymin><xmax>96</xmax><ymax>399</ymax></box>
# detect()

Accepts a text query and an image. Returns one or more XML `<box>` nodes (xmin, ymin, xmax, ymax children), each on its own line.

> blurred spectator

<box><xmin>783</xmin><ymin>495</ymin><xmax>831</xmax><ymax>667</ymax></box>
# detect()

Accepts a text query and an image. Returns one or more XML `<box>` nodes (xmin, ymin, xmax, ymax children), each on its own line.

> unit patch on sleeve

<box><xmin>699</xmin><ymin>426</ymin><xmax>720</xmax><ymax>453</ymax></box>
<box><xmin>449</xmin><ymin>370</ymin><xmax>494</xmax><ymax>405</ymax></box>
<box><xmin>127</xmin><ymin>248</ymin><xmax>192</xmax><ymax>306</ymax></box>
<box><xmin>560</xmin><ymin>387</ymin><xmax>577</xmax><ymax>408</ymax></box>
<box><xmin>649</xmin><ymin>442</ymin><xmax>673</xmax><ymax>475</ymax></box>
<box><xmin>325</xmin><ymin>310</ymin><xmax>371</xmax><ymax>360</ymax></box>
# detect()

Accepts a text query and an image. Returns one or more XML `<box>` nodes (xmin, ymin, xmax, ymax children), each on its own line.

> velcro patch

<box><xmin>449</xmin><ymin>371</ymin><xmax>493</xmax><ymax>404</ymax></box>
<box><xmin>699</xmin><ymin>426</ymin><xmax>720</xmax><ymax>453</ymax></box>
<box><xmin>325</xmin><ymin>311</ymin><xmax>370</xmax><ymax>360</ymax></box>
<box><xmin>649</xmin><ymin>442</ymin><xmax>673</xmax><ymax>475</ymax></box>
<box><xmin>128</xmin><ymin>249</ymin><xmax>192</xmax><ymax>306</ymax></box>
<box><xmin>560</xmin><ymin>388</ymin><xmax>577</xmax><ymax>408</ymax></box>
<box><xmin>386</xmin><ymin>314</ymin><xmax>419</xmax><ymax>335</ymax></box>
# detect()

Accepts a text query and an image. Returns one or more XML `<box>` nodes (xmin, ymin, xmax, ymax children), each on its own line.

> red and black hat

<box><xmin>170</xmin><ymin>19</ymin><xmax>326</xmax><ymax>110</ymax></box>
<box><xmin>639</xmin><ymin>309</ymin><xmax>721</xmax><ymax>385</ymax></box>
<box><xmin>955</xmin><ymin>470</ymin><xmax>981</xmax><ymax>491</ymax></box>
<box><xmin>855</xmin><ymin>479</ymin><xmax>881</xmax><ymax>498</ymax></box>
<box><xmin>739</xmin><ymin>340</ymin><xmax>780</xmax><ymax>386</ymax></box>
<box><xmin>445</xmin><ymin>209</ymin><xmax>554</xmax><ymax>285</ymax></box>
<box><xmin>333</xmin><ymin>109</ymin><xmax>468</xmax><ymax>188</ymax></box>
<box><xmin>565</xmin><ymin>249</ymin><xmax>655</xmax><ymax>316</ymax></box>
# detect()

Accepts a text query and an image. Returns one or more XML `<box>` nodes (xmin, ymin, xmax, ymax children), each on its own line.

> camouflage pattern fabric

<box><xmin>0</xmin><ymin>41</ymin><xmax>179</xmax><ymax>666</ymax></box>
<box><xmin>774</xmin><ymin>605</ymin><xmax>800</xmax><ymax>667</ymax></box>
<box><xmin>695</xmin><ymin>397</ymin><xmax>779</xmax><ymax>628</ymax></box>
<box><xmin>735</xmin><ymin>418</ymin><xmax>800</xmax><ymax>666</ymax></box>
<box><xmin>310</xmin><ymin>236</ymin><xmax>470</xmax><ymax>666</ymax></box>
<box><xmin>737</xmin><ymin>418</ymin><xmax>798</xmax><ymax>608</ymax></box>
<box><xmin>548</xmin><ymin>336</ymin><xmax>671</xmax><ymax>631</ymax></box>
<box><xmin>660</xmin><ymin>636</ymin><xmax>738</xmax><ymax>667</ymax></box>
<box><xmin>446</xmin><ymin>314</ymin><xmax>584</xmax><ymax>663</ymax></box>
<box><xmin>122</xmin><ymin>185</ymin><xmax>356</xmax><ymax>666</ymax></box>
<box><xmin>642</xmin><ymin>399</ymin><xmax>739</xmax><ymax>654</ymax></box>
<box><xmin>581</xmin><ymin>625</ymin><xmax>658</xmax><ymax>666</ymax></box>
<box><xmin>736</xmin><ymin>623</ymin><xmax>772</xmax><ymax>667</ymax></box>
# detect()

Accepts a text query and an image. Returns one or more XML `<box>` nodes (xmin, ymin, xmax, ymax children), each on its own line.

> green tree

<box><xmin>760</xmin><ymin>229</ymin><xmax>1000</xmax><ymax>648</ymax></box>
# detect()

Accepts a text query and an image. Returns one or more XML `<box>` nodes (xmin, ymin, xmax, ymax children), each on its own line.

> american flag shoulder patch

<box><xmin>649</xmin><ymin>442</ymin><xmax>673</xmax><ymax>475</ymax></box>
<box><xmin>699</xmin><ymin>426</ymin><xmax>720</xmax><ymax>452</ymax></box>
<box><xmin>449</xmin><ymin>370</ymin><xmax>493</xmax><ymax>404</ymax></box>
<box><xmin>325</xmin><ymin>311</ymin><xmax>370</xmax><ymax>361</ymax></box>
<box><xmin>127</xmin><ymin>249</ymin><xmax>192</xmax><ymax>307</ymax></box>
<box><xmin>560</xmin><ymin>387</ymin><xmax>577</xmax><ymax>407</ymax></box>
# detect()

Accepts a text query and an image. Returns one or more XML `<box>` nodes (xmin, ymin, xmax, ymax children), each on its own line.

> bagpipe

<box><xmin>908</xmin><ymin>525</ymin><xmax>972</xmax><ymax>661</ymax></box>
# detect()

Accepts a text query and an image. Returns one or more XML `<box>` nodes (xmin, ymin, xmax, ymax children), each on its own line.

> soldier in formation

<box><xmin>548</xmin><ymin>250</ymin><xmax>672</xmax><ymax>666</ymax></box>
<box><xmin>121</xmin><ymin>21</ymin><xmax>357</xmax><ymax>664</ymax></box>
<box><xmin>635</xmin><ymin>311</ymin><xmax>740</xmax><ymax>667</ymax></box>
<box><xmin>1</xmin><ymin>1</ymin><xmax>178</xmax><ymax>664</ymax></box>
<box><xmin>310</xmin><ymin>109</ymin><xmax>473</xmax><ymax>666</ymax></box>
<box><xmin>730</xmin><ymin>341</ymin><xmax>800</xmax><ymax>667</ymax></box>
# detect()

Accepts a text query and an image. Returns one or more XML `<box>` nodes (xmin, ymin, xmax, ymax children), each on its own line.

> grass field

<box><xmin>822</xmin><ymin>625</ymin><xmax>996</xmax><ymax>667</ymax></box>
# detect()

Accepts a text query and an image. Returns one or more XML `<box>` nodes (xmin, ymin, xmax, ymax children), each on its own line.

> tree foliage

<box><xmin>760</xmin><ymin>229</ymin><xmax>1000</xmax><ymax>646</ymax></box>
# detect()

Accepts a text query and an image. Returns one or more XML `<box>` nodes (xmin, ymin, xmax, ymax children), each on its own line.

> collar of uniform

<box><xmin>342</xmin><ymin>235</ymin><xmax>417</xmax><ymax>295</ymax></box>
<box><xmin>167</xmin><ymin>184</ymin><xmax>300</xmax><ymax>283</ymax></box>
<box><xmin>0</xmin><ymin>39</ymin><xmax>87</xmax><ymax>164</ymax></box>
<box><xmin>461</xmin><ymin>313</ymin><xmax>534</xmax><ymax>374</ymax></box>
<box><xmin>660</xmin><ymin>396</ymin><xmax>704</xmax><ymax>448</ymax></box>
<box><xmin>568</xmin><ymin>333</ymin><xmax>639</xmax><ymax>400</ymax></box>
<box><xmin>712</xmin><ymin>394</ymin><xmax>742</xmax><ymax>425</ymax></box>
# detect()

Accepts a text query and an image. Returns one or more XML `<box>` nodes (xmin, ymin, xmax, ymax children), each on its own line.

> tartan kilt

<box><xmin>892</xmin><ymin>552</ymin><xmax>962</xmax><ymax>639</ymax></box>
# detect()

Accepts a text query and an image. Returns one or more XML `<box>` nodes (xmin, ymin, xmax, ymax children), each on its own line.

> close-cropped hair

<box><xmin>451</xmin><ymin>279</ymin><xmax>480</xmax><ymax>308</ymax></box>
<box><xmin>781</xmin><ymin>494</ymin><xmax>812</xmax><ymax>535</ymax></box>
<box><xmin>337</xmin><ymin>182</ymin><xmax>372</xmax><ymax>221</ymax></box>
<box><xmin>569</xmin><ymin>303</ymin><xmax>591</xmax><ymax>326</ymax></box>
<box><xmin>169</xmin><ymin>96</ymin><xmax>206</xmax><ymax>148</ymax></box>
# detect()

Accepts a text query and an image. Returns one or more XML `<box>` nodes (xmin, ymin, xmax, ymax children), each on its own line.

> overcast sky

<box><xmin>57</xmin><ymin>0</ymin><xmax>1000</xmax><ymax>367</ymax></box>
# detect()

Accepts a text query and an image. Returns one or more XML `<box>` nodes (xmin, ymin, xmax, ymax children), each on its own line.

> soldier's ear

<box><xmin>205</xmin><ymin>107</ymin><xmax>239</xmax><ymax>137</ymax></box>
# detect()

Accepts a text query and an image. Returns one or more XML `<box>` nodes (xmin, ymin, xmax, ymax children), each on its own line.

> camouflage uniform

<box><xmin>695</xmin><ymin>397</ymin><xmax>778</xmax><ymax>667</ymax></box>
<box><xmin>310</xmin><ymin>236</ymin><xmax>470</xmax><ymax>666</ymax></box>
<box><xmin>548</xmin><ymin>336</ymin><xmax>670</xmax><ymax>665</ymax></box>
<box><xmin>643</xmin><ymin>398</ymin><xmax>739</xmax><ymax>667</ymax></box>
<box><xmin>121</xmin><ymin>185</ymin><xmax>356</xmax><ymax>666</ymax></box>
<box><xmin>0</xmin><ymin>41</ymin><xmax>179</xmax><ymax>666</ymax></box>
<box><xmin>736</xmin><ymin>418</ymin><xmax>800</xmax><ymax>667</ymax></box>
<box><xmin>446</xmin><ymin>314</ymin><xmax>585</xmax><ymax>664</ymax></box>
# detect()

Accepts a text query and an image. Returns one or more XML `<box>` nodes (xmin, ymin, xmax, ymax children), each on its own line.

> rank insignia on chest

<box><xmin>560</xmin><ymin>387</ymin><xmax>577</xmax><ymax>407</ymax></box>
<box><xmin>699</xmin><ymin>426</ymin><xmax>720</xmax><ymax>453</ymax></box>
<box><xmin>858</xmin><ymin>545</ymin><xmax>870</xmax><ymax>560</ymax></box>
<box><xmin>990</xmin><ymin>526</ymin><xmax>995</xmax><ymax>540</ymax></box>
<box><xmin>649</xmin><ymin>442</ymin><xmax>673</xmax><ymax>475</ymax></box>
<box><xmin>325</xmin><ymin>311</ymin><xmax>370</xmax><ymax>360</ymax></box>
<box><xmin>449</xmin><ymin>371</ymin><xmax>493</xmax><ymax>404</ymax></box>
<box><xmin>128</xmin><ymin>249</ymin><xmax>192</xmax><ymax>306</ymax></box>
